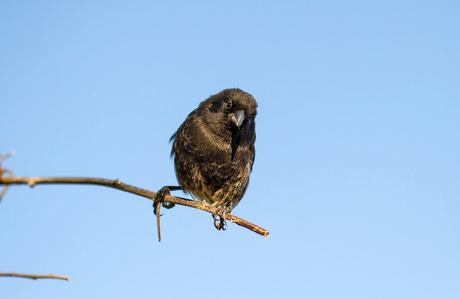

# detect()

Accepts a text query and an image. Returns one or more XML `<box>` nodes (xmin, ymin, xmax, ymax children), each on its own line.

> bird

<box><xmin>159</xmin><ymin>88</ymin><xmax>257</xmax><ymax>231</ymax></box>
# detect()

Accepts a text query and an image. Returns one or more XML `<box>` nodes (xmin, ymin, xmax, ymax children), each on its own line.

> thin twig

<box><xmin>0</xmin><ymin>152</ymin><xmax>15</xmax><ymax>200</ymax></box>
<box><xmin>0</xmin><ymin>272</ymin><xmax>69</xmax><ymax>281</ymax></box>
<box><xmin>155</xmin><ymin>199</ymin><xmax>162</xmax><ymax>241</ymax></box>
<box><xmin>0</xmin><ymin>176</ymin><xmax>269</xmax><ymax>236</ymax></box>
<box><xmin>0</xmin><ymin>151</ymin><xmax>16</xmax><ymax>163</ymax></box>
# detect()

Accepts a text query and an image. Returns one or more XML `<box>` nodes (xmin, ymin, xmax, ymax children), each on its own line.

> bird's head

<box><xmin>200</xmin><ymin>88</ymin><xmax>257</xmax><ymax>137</ymax></box>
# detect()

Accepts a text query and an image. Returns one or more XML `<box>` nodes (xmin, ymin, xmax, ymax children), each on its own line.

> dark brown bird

<box><xmin>170</xmin><ymin>88</ymin><xmax>257</xmax><ymax>229</ymax></box>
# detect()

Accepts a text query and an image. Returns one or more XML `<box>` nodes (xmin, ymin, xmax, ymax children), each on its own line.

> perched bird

<box><xmin>170</xmin><ymin>88</ymin><xmax>257</xmax><ymax>230</ymax></box>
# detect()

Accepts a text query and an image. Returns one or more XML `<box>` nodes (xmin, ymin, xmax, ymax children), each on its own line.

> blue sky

<box><xmin>1</xmin><ymin>1</ymin><xmax>459</xmax><ymax>298</ymax></box>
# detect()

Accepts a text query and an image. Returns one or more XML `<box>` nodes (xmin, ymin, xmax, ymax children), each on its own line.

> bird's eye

<box><xmin>223</xmin><ymin>100</ymin><xmax>232</xmax><ymax>111</ymax></box>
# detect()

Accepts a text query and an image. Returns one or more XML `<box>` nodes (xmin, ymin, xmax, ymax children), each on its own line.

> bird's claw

<box><xmin>213</xmin><ymin>216</ymin><xmax>226</xmax><ymax>230</ymax></box>
<box><xmin>153</xmin><ymin>186</ymin><xmax>176</xmax><ymax>242</ymax></box>
<box><xmin>153</xmin><ymin>186</ymin><xmax>171</xmax><ymax>215</ymax></box>
<box><xmin>212</xmin><ymin>205</ymin><xmax>230</xmax><ymax>231</ymax></box>
<box><xmin>162</xmin><ymin>201</ymin><xmax>175</xmax><ymax>209</ymax></box>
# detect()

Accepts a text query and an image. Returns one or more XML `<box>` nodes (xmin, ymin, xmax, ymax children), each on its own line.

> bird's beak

<box><xmin>230</xmin><ymin>110</ymin><xmax>245</xmax><ymax>128</ymax></box>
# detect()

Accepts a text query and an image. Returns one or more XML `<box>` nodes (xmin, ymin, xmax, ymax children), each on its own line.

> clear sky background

<box><xmin>1</xmin><ymin>1</ymin><xmax>459</xmax><ymax>298</ymax></box>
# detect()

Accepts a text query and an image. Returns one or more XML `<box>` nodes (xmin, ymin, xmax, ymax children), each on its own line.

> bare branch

<box><xmin>0</xmin><ymin>176</ymin><xmax>269</xmax><ymax>237</ymax></box>
<box><xmin>0</xmin><ymin>272</ymin><xmax>69</xmax><ymax>281</ymax></box>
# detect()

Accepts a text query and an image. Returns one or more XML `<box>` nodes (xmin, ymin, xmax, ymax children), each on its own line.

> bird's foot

<box><xmin>212</xmin><ymin>205</ymin><xmax>231</xmax><ymax>231</ymax></box>
<box><xmin>163</xmin><ymin>186</ymin><xmax>182</xmax><ymax>208</ymax></box>
<box><xmin>152</xmin><ymin>185</ymin><xmax>181</xmax><ymax>242</ymax></box>
<box><xmin>153</xmin><ymin>186</ymin><xmax>169</xmax><ymax>215</ymax></box>
<box><xmin>153</xmin><ymin>185</ymin><xmax>181</xmax><ymax>215</ymax></box>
